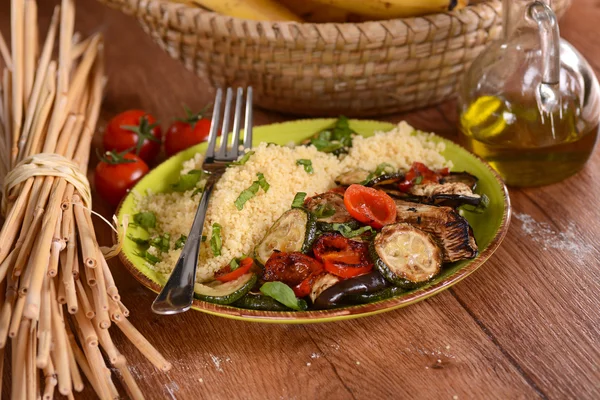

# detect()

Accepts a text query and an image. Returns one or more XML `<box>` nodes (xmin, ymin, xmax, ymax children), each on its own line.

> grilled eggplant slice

<box><xmin>309</xmin><ymin>273</ymin><xmax>341</xmax><ymax>303</ymax></box>
<box><xmin>382</xmin><ymin>181</ymin><xmax>483</xmax><ymax>209</ymax></box>
<box><xmin>254</xmin><ymin>209</ymin><xmax>317</xmax><ymax>266</ymax></box>
<box><xmin>335</xmin><ymin>169</ymin><xmax>371</xmax><ymax>186</ymax></box>
<box><xmin>394</xmin><ymin>200</ymin><xmax>478</xmax><ymax>262</ymax></box>
<box><xmin>304</xmin><ymin>192</ymin><xmax>360</xmax><ymax>231</ymax></box>
<box><xmin>313</xmin><ymin>272</ymin><xmax>389</xmax><ymax>309</ymax></box>
<box><xmin>335</xmin><ymin>168</ymin><xmax>404</xmax><ymax>187</ymax></box>
<box><xmin>440</xmin><ymin>172</ymin><xmax>479</xmax><ymax>191</ymax></box>
<box><xmin>371</xmin><ymin>223</ymin><xmax>442</xmax><ymax>288</ymax></box>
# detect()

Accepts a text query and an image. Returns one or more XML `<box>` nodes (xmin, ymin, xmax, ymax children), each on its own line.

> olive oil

<box><xmin>459</xmin><ymin>94</ymin><xmax>599</xmax><ymax>187</ymax></box>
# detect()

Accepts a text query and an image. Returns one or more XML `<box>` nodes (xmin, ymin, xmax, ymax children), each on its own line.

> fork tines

<box><xmin>206</xmin><ymin>87</ymin><xmax>253</xmax><ymax>162</ymax></box>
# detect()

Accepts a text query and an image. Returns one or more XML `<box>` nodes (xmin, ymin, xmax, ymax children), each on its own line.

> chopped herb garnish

<box><xmin>331</xmin><ymin>223</ymin><xmax>374</xmax><ymax>238</ymax></box>
<box><xmin>210</xmin><ymin>223</ymin><xmax>222</xmax><ymax>256</ymax></box>
<box><xmin>291</xmin><ymin>192</ymin><xmax>307</xmax><ymax>209</ymax></box>
<box><xmin>229</xmin><ymin>256</ymin><xmax>246</xmax><ymax>271</ymax></box>
<box><xmin>231</xmin><ymin>151</ymin><xmax>255</xmax><ymax>166</ymax></box>
<box><xmin>172</xmin><ymin>169</ymin><xmax>207</xmax><ymax>192</ymax></box>
<box><xmin>310</xmin><ymin>116</ymin><xmax>355</xmax><ymax>155</ymax></box>
<box><xmin>174</xmin><ymin>235</ymin><xmax>187</xmax><ymax>250</ymax></box>
<box><xmin>201</xmin><ymin>235</ymin><xmax>207</xmax><ymax>242</ymax></box>
<box><xmin>413</xmin><ymin>175</ymin><xmax>423</xmax><ymax>185</ymax></box>
<box><xmin>135</xmin><ymin>249</ymin><xmax>160</xmax><ymax>265</ymax></box>
<box><xmin>127</xmin><ymin>235</ymin><xmax>149</xmax><ymax>247</ymax></box>
<box><xmin>191</xmin><ymin>187</ymin><xmax>203</xmax><ymax>198</ymax></box>
<box><xmin>260</xmin><ymin>282</ymin><xmax>308</xmax><ymax>311</ymax></box>
<box><xmin>313</xmin><ymin>204</ymin><xmax>336</xmax><ymax>219</ymax></box>
<box><xmin>362</xmin><ymin>163</ymin><xmax>395</xmax><ymax>184</ymax></box>
<box><xmin>296</xmin><ymin>159</ymin><xmax>313</xmax><ymax>174</ymax></box>
<box><xmin>133</xmin><ymin>212</ymin><xmax>156</xmax><ymax>230</ymax></box>
<box><xmin>234</xmin><ymin>173</ymin><xmax>270</xmax><ymax>210</ymax></box>
<box><xmin>149</xmin><ymin>233</ymin><xmax>170</xmax><ymax>253</ymax></box>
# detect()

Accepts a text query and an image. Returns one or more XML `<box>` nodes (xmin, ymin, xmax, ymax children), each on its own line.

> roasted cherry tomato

<box><xmin>397</xmin><ymin>162</ymin><xmax>450</xmax><ymax>192</ymax></box>
<box><xmin>313</xmin><ymin>233</ymin><xmax>373</xmax><ymax>279</ymax></box>
<box><xmin>263</xmin><ymin>252</ymin><xmax>323</xmax><ymax>290</ymax></box>
<box><xmin>164</xmin><ymin>106</ymin><xmax>214</xmax><ymax>157</ymax></box>
<box><xmin>214</xmin><ymin>257</ymin><xmax>254</xmax><ymax>283</ymax></box>
<box><xmin>94</xmin><ymin>150</ymin><xmax>149</xmax><ymax>207</ymax></box>
<box><xmin>103</xmin><ymin>110</ymin><xmax>162</xmax><ymax>163</ymax></box>
<box><xmin>343</xmin><ymin>184</ymin><xmax>396</xmax><ymax>229</ymax></box>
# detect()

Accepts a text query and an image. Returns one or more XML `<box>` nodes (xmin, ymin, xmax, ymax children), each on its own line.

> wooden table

<box><xmin>2</xmin><ymin>0</ymin><xmax>599</xmax><ymax>398</ymax></box>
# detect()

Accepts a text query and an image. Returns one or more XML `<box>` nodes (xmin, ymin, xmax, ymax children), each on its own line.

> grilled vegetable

<box><xmin>262</xmin><ymin>252</ymin><xmax>324</xmax><ymax>290</ymax></box>
<box><xmin>312</xmin><ymin>272</ymin><xmax>389</xmax><ymax>309</ymax></box>
<box><xmin>383</xmin><ymin>181</ymin><xmax>483</xmax><ymax>208</ymax></box>
<box><xmin>347</xmin><ymin>285</ymin><xmax>406</xmax><ymax>304</ymax></box>
<box><xmin>394</xmin><ymin>200</ymin><xmax>478</xmax><ymax>262</ymax></box>
<box><xmin>255</xmin><ymin>209</ymin><xmax>317</xmax><ymax>265</ymax></box>
<box><xmin>344</xmin><ymin>184</ymin><xmax>397</xmax><ymax>229</ymax></box>
<box><xmin>440</xmin><ymin>171</ymin><xmax>479</xmax><ymax>191</ymax></box>
<box><xmin>312</xmin><ymin>233</ymin><xmax>373</xmax><ymax>279</ymax></box>
<box><xmin>335</xmin><ymin>168</ymin><xmax>404</xmax><ymax>187</ymax></box>
<box><xmin>309</xmin><ymin>273</ymin><xmax>341</xmax><ymax>303</ymax></box>
<box><xmin>304</xmin><ymin>192</ymin><xmax>360</xmax><ymax>231</ymax></box>
<box><xmin>233</xmin><ymin>293</ymin><xmax>293</xmax><ymax>311</ymax></box>
<box><xmin>371</xmin><ymin>223</ymin><xmax>442</xmax><ymax>288</ymax></box>
<box><xmin>195</xmin><ymin>273</ymin><xmax>257</xmax><ymax>305</ymax></box>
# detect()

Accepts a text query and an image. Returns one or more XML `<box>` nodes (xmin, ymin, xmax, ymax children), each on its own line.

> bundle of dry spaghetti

<box><xmin>0</xmin><ymin>1</ymin><xmax>171</xmax><ymax>399</ymax></box>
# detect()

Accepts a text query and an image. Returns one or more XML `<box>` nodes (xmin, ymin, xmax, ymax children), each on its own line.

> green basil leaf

<box><xmin>234</xmin><ymin>182</ymin><xmax>260</xmax><ymax>210</ymax></box>
<box><xmin>172</xmin><ymin>169</ymin><xmax>206</xmax><ymax>192</ymax></box>
<box><xmin>256</xmin><ymin>172</ymin><xmax>270</xmax><ymax>192</ymax></box>
<box><xmin>229</xmin><ymin>257</ymin><xmax>240</xmax><ymax>271</ymax></box>
<box><xmin>234</xmin><ymin>173</ymin><xmax>269</xmax><ymax>210</ymax></box>
<box><xmin>313</xmin><ymin>204</ymin><xmax>336</xmax><ymax>219</ymax></box>
<box><xmin>133</xmin><ymin>212</ymin><xmax>156</xmax><ymax>230</ymax></box>
<box><xmin>296</xmin><ymin>159</ymin><xmax>313</xmax><ymax>174</ymax></box>
<box><xmin>174</xmin><ymin>235</ymin><xmax>187</xmax><ymax>250</ymax></box>
<box><xmin>291</xmin><ymin>192</ymin><xmax>307</xmax><ymax>209</ymax></box>
<box><xmin>260</xmin><ymin>282</ymin><xmax>308</xmax><ymax>311</ymax></box>
<box><xmin>149</xmin><ymin>233</ymin><xmax>170</xmax><ymax>253</ymax></box>
<box><xmin>331</xmin><ymin>223</ymin><xmax>374</xmax><ymax>238</ymax></box>
<box><xmin>127</xmin><ymin>235</ymin><xmax>149</xmax><ymax>247</ymax></box>
<box><xmin>135</xmin><ymin>250</ymin><xmax>161</xmax><ymax>265</ymax></box>
<box><xmin>231</xmin><ymin>151</ymin><xmax>255</xmax><ymax>166</ymax></box>
<box><xmin>210</xmin><ymin>223</ymin><xmax>222</xmax><ymax>256</ymax></box>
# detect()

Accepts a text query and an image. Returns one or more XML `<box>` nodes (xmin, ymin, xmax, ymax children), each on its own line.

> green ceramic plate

<box><xmin>117</xmin><ymin>119</ymin><xmax>511</xmax><ymax>323</ymax></box>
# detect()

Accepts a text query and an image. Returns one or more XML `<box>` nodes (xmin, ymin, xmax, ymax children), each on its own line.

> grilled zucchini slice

<box><xmin>371</xmin><ymin>223</ymin><xmax>442</xmax><ymax>288</ymax></box>
<box><xmin>194</xmin><ymin>273</ymin><xmax>257</xmax><ymax>305</ymax></box>
<box><xmin>254</xmin><ymin>209</ymin><xmax>317</xmax><ymax>266</ymax></box>
<box><xmin>304</xmin><ymin>192</ymin><xmax>361</xmax><ymax>231</ymax></box>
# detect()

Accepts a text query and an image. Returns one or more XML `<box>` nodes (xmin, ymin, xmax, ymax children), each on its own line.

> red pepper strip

<box><xmin>322</xmin><ymin>260</ymin><xmax>373</xmax><ymax>279</ymax></box>
<box><xmin>214</xmin><ymin>257</ymin><xmax>254</xmax><ymax>282</ymax></box>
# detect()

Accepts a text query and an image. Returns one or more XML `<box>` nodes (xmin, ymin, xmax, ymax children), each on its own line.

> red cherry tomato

<box><xmin>103</xmin><ymin>110</ymin><xmax>162</xmax><ymax>163</ymax></box>
<box><xmin>343</xmin><ymin>184</ymin><xmax>397</xmax><ymax>229</ymax></box>
<box><xmin>312</xmin><ymin>233</ymin><xmax>373</xmax><ymax>279</ymax></box>
<box><xmin>398</xmin><ymin>162</ymin><xmax>450</xmax><ymax>192</ymax></box>
<box><xmin>94</xmin><ymin>151</ymin><xmax>149</xmax><ymax>207</ymax></box>
<box><xmin>164</xmin><ymin>106</ymin><xmax>215</xmax><ymax>157</ymax></box>
<box><xmin>214</xmin><ymin>257</ymin><xmax>254</xmax><ymax>283</ymax></box>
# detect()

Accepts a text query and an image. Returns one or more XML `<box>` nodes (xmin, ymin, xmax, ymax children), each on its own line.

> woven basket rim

<box><xmin>147</xmin><ymin>0</ymin><xmax>499</xmax><ymax>24</ymax></box>
<box><xmin>129</xmin><ymin>0</ymin><xmax>503</xmax><ymax>41</ymax></box>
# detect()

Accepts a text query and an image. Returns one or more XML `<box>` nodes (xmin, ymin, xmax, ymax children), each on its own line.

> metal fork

<box><xmin>151</xmin><ymin>87</ymin><xmax>254</xmax><ymax>315</ymax></box>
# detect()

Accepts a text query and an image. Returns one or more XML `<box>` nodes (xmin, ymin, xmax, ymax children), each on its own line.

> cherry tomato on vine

<box><xmin>164</xmin><ymin>105</ymin><xmax>214</xmax><ymax>157</ymax></box>
<box><xmin>103</xmin><ymin>110</ymin><xmax>162</xmax><ymax>163</ymax></box>
<box><xmin>94</xmin><ymin>150</ymin><xmax>149</xmax><ymax>207</ymax></box>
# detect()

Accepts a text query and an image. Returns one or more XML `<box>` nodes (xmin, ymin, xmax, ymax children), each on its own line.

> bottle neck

<box><xmin>503</xmin><ymin>0</ymin><xmax>553</xmax><ymax>38</ymax></box>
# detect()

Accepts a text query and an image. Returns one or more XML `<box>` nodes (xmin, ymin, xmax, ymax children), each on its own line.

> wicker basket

<box><xmin>98</xmin><ymin>0</ymin><xmax>572</xmax><ymax>117</ymax></box>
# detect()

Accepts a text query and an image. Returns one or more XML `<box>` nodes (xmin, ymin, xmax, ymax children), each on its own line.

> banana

<box><xmin>307</xmin><ymin>0</ymin><xmax>469</xmax><ymax>20</ymax></box>
<box><xmin>185</xmin><ymin>0</ymin><xmax>303</xmax><ymax>22</ymax></box>
<box><xmin>277</xmin><ymin>0</ymin><xmax>351</xmax><ymax>23</ymax></box>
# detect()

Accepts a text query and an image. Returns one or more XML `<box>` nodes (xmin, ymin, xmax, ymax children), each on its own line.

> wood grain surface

<box><xmin>1</xmin><ymin>0</ymin><xmax>599</xmax><ymax>399</ymax></box>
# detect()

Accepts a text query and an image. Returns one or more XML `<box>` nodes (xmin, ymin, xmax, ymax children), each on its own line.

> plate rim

<box><xmin>116</xmin><ymin>119</ymin><xmax>512</xmax><ymax>324</ymax></box>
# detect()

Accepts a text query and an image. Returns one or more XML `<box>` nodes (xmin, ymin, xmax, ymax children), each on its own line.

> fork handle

<box><xmin>151</xmin><ymin>179</ymin><xmax>215</xmax><ymax>315</ymax></box>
